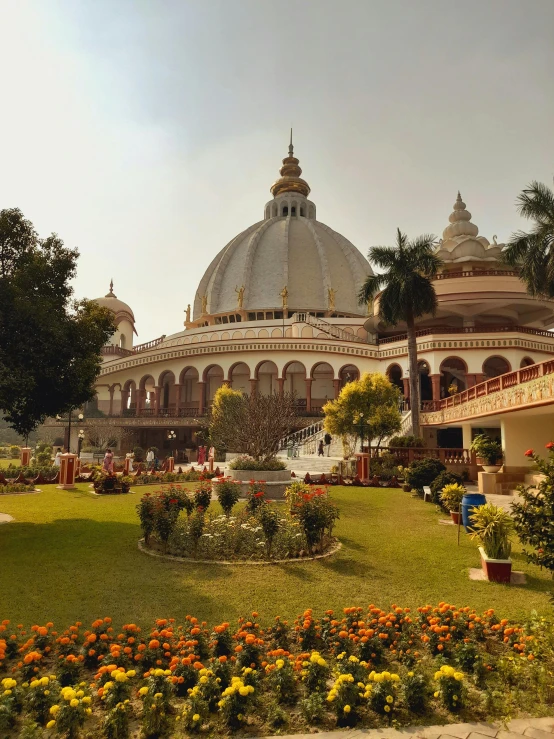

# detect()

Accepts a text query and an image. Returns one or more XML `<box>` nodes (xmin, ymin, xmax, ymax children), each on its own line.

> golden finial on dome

<box><xmin>270</xmin><ymin>131</ymin><xmax>311</xmax><ymax>198</ymax></box>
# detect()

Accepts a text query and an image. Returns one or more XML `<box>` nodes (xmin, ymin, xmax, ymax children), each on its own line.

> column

<box><xmin>57</xmin><ymin>453</ymin><xmax>77</xmax><ymax>490</ymax></box>
<box><xmin>250</xmin><ymin>378</ymin><xmax>258</xmax><ymax>395</ymax></box>
<box><xmin>430</xmin><ymin>374</ymin><xmax>441</xmax><ymax>402</ymax></box>
<box><xmin>20</xmin><ymin>447</ymin><xmax>32</xmax><ymax>466</ymax></box>
<box><xmin>305</xmin><ymin>378</ymin><xmax>312</xmax><ymax>412</ymax></box>
<box><xmin>108</xmin><ymin>387</ymin><xmax>114</xmax><ymax>416</ymax></box>
<box><xmin>462</xmin><ymin>424</ymin><xmax>472</xmax><ymax>451</ymax></box>
<box><xmin>174</xmin><ymin>384</ymin><xmax>182</xmax><ymax>416</ymax></box>
<box><xmin>154</xmin><ymin>386</ymin><xmax>161</xmax><ymax>415</ymax></box>
<box><xmin>197</xmin><ymin>381</ymin><xmax>206</xmax><ymax>414</ymax></box>
<box><xmin>277</xmin><ymin>377</ymin><xmax>284</xmax><ymax>395</ymax></box>
<box><xmin>333</xmin><ymin>379</ymin><xmax>341</xmax><ymax>398</ymax></box>
<box><xmin>121</xmin><ymin>389</ymin><xmax>129</xmax><ymax>415</ymax></box>
<box><xmin>136</xmin><ymin>389</ymin><xmax>145</xmax><ymax>416</ymax></box>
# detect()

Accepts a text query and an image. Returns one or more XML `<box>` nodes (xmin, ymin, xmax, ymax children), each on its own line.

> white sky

<box><xmin>1</xmin><ymin>0</ymin><xmax>553</xmax><ymax>341</ymax></box>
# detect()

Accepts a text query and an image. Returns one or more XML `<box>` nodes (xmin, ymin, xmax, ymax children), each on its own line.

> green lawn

<box><xmin>0</xmin><ymin>458</ymin><xmax>20</xmax><ymax>468</ymax></box>
<box><xmin>0</xmin><ymin>484</ymin><xmax>551</xmax><ymax>629</ymax></box>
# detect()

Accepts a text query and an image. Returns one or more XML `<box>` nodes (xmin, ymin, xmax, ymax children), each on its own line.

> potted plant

<box><xmin>469</xmin><ymin>503</ymin><xmax>514</xmax><ymax>583</ymax></box>
<box><xmin>470</xmin><ymin>434</ymin><xmax>503</xmax><ymax>472</ymax></box>
<box><xmin>439</xmin><ymin>482</ymin><xmax>466</xmax><ymax>524</ymax></box>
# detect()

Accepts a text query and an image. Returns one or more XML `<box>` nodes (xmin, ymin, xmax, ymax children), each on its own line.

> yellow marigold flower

<box><xmin>4</xmin><ymin>690</ymin><xmax>12</xmax><ymax>696</ymax></box>
<box><xmin>126</xmin><ymin>670</ymin><xmax>136</xmax><ymax>678</ymax></box>
<box><xmin>163</xmin><ymin>670</ymin><xmax>171</xmax><ymax>676</ymax></box>
<box><xmin>41</xmin><ymin>677</ymin><xmax>49</xmax><ymax>686</ymax></box>
<box><xmin>154</xmin><ymin>669</ymin><xmax>164</xmax><ymax>677</ymax></box>
<box><xmin>386</xmin><ymin>695</ymin><xmax>393</xmax><ymax>704</ymax></box>
<box><xmin>70</xmin><ymin>698</ymin><xmax>79</xmax><ymax>708</ymax></box>
<box><xmin>276</xmin><ymin>659</ymin><xmax>284</xmax><ymax>669</ymax></box>
<box><xmin>82</xmin><ymin>696</ymin><xmax>91</xmax><ymax>704</ymax></box>
<box><xmin>317</xmin><ymin>658</ymin><xmax>326</xmax><ymax>667</ymax></box>
<box><xmin>199</xmin><ymin>676</ymin><xmax>208</xmax><ymax>684</ymax></box>
<box><xmin>454</xmin><ymin>672</ymin><xmax>464</xmax><ymax>681</ymax></box>
<box><xmin>434</xmin><ymin>671</ymin><xmax>442</xmax><ymax>680</ymax></box>
<box><xmin>154</xmin><ymin>692</ymin><xmax>162</xmax><ymax>699</ymax></box>
<box><xmin>86</xmin><ymin>708</ymin><xmax>92</xmax><ymax>716</ymax></box>
<box><xmin>344</xmin><ymin>705</ymin><xmax>351</xmax><ymax>713</ymax></box>
<box><xmin>76</xmin><ymin>690</ymin><xmax>84</xmax><ymax>698</ymax></box>
<box><xmin>384</xmin><ymin>705</ymin><xmax>391</xmax><ymax>713</ymax></box>
<box><xmin>408</xmin><ymin>672</ymin><xmax>414</xmax><ymax>677</ymax></box>
<box><xmin>193</xmin><ymin>714</ymin><xmax>200</xmax><ymax>721</ymax></box>
<box><xmin>382</xmin><ymin>671</ymin><xmax>391</xmax><ymax>680</ymax></box>
<box><xmin>50</xmin><ymin>705</ymin><xmax>60</xmax><ymax>715</ymax></box>
<box><xmin>139</xmin><ymin>687</ymin><xmax>148</xmax><ymax>696</ymax></box>
<box><xmin>44</xmin><ymin>690</ymin><xmax>50</xmax><ymax>696</ymax></box>
<box><xmin>391</xmin><ymin>674</ymin><xmax>400</xmax><ymax>682</ymax></box>
<box><xmin>46</xmin><ymin>720</ymin><xmax>56</xmax><ymax>729</ymax></box>
<box><xmin>433</xmin><ymin>691</ymin><xmax>439</xmax><ymax>698</ymax></box>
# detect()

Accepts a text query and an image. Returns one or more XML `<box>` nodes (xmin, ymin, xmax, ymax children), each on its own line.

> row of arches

<box><xmin>386</xmin><ymin>355</ymin><xmax>534</xmax><ymax>402</ymax></box>
<box><xmin>97</xmin><ymin>362</ymin><xmax>360</xmax><ymax>417</ymax></box>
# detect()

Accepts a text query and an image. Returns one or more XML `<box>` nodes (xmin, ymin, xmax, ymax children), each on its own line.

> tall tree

<box><xmin>359</xmin><ymin>229</ymin><xmax>441</xmax><ymax>436</ymax></box>
<box><xmin>0</xmin><ymin>208</ymin><xmax>115</xmax><ymax>441</ymax></box>
<box><xmin>503</xmin><ymin>178</ymin><xmax>554</xmax><ymax>296</ymax></box>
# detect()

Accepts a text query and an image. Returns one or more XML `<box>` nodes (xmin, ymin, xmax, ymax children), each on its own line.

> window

<box><xmin>235</xmin><ymin>314</ymin><xmax>241</xmax><ymax>322</ymax></box>
<box><xmin>256</xmin><ymin>312</ymin><xmax>264</xmax><ymax>320</ymax></box>
<box><xmin>274</xmin><ymin>311</ymin><xmax>283</xmax><ymax>319</ymax></box>
<box><xmin>266</xmin><ymin>311</ymin><xmax>274</xmax><ymax>319</ymax></box>
<box><xmin>248</xmin><ymin>312</ymin><xmax>256</xmax><ymax>321</ymax></box>
<box><xmin>282</xmin><ymin>206</ymin><xmax>288</xmax><ymax>216</ymax></box>
<box><xmin>229</xmin><ymin>315</ymin><xmax>235</xmax><ymax>323</ymax></box>
<box><xmin>300</xmin><ymin>208</ymin><xmax>304</xmax><ymax>217</ymax></box>
<box><xmin>222</xmin><ymin>315</ymin><xmax>228</xmax><ymax>323</ymax></box>
<box><xmin>291</xmin><ymin>206</ymin><xmax>296</xmax><ymax>216</ymax></box>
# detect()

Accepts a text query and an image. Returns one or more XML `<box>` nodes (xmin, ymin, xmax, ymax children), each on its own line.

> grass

<box><xmin>0</xmin><ymin>458</ymin><xmax>20</xmax><ymax>468</ymax></box>
<box><xmin>0</xmin><ymin>484</ymin><xmax>552</xmax><ymax>629</ymax></box>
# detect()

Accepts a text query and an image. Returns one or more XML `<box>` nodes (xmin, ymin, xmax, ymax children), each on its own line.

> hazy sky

<box><xmin>1</xmin><ymin>0</ymin><xmax>553</xmax><ymax>341</ymax></box>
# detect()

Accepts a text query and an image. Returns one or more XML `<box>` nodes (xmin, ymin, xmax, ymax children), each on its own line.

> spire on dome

<box><xmin>105</xmin><ymin>279</ymin><xmax>117</xmax><ymax>298</ymax></box>
<box><xmin>442</xmin><ymin>191</ymin><xmax>479</xmax><ymax>241</ymax></box>
<box><xmin>270</xmin><ymin>132</ymin><xmax>311</xmax><ymax>198</ymax></box>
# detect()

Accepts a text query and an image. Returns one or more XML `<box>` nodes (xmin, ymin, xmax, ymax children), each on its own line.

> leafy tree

<box><xmin>503</xmin><ymin>178</ymin><xmax>554</xmax><ymax>297</ymax></box>
<box><xmin>0</xmin><ymin>208</ymin><xmax>115</xmax><ymax>441</ymax></box>
<box><xmin>322</xmin><ymin>372</ymin><xmax>401</xmax><ymax>450</ymax></box>
<box><xmin>209</xmin><ymin>385</ymin><xmax>297</xmax><ymax>463</ymax></box>
<box><xmin>359</xmin><ymin>229</ymin><xmax>441</xmax><ymax>436</ymax></box>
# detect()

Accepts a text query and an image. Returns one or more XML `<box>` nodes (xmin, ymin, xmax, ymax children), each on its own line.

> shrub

<box><xmin>258</xmin><ymin>504</ymin><xmax>280</xmax><ymax>556</ymax></box>
<box><xmin>9</xmin><ymin>445</ymin><xmax>20</xmax><ymax>458</ymax></box>
<box><xmin>137</xmin><ymin>494</ymin><xmax>157</xmax><ymax>545</ymax></box>
<box><xmin>93</xmin><ymin>473</ymin><xmax>131</xmax><ymax>495</ymax></box>
<box><xmin>194</xmin><ymin>483</ymin><xmax>211</xmax><ymax>511</ymax></box>
<box><xmin>433</xmin><ymin>665</ymin><xmax>465</xmax><ymax>712</ymax></box>
<box><xmin>228</xmin><ymin>455</ymin><xmax>287</xmax><ymax>471</ymax></box>
<box><xmin>470</xmin><ymin>503</ymin><xmax>514</xmax><ymax>559</ymax></box>
<box><xmin>470</xmin><ymin>434</ymin><xmax>503</xmax><ymax>464</ymax></box>
<box><xmin>513</xmin><ymin>444</ymin><xmax>554</xmax><ymax>576</ymax></box>
<box><xmin>294</xmin><ymin>489</ymin><xmax>338</xmax><ymax>554</ymax></box>
<box><xmin>215</xmin><ymin>479</ymin><xmax>241</xmax><ymax>517</ymax></box>
<box><xmin>404</xmin><ymin>458</ymin><xmax>446</xmax><ymax>494</ymax></box>
<box><xmin>245</xmin><ymin>482</ymin><xmax>266</xmax><ymax>514</ymax></box>
<box><xmin>388</xmin><ymin>435</ymin><xmax>425</xmax><ymax>448</ymax></box>
<box><xmin>430</xmin><ymin>471</ymin><xmax>464</xmax><ymax>504</ymax></box>
<box><xmin>0</xmin><ymin>484</ymin><xmax>35</xmax><ymax>494</ymax></box>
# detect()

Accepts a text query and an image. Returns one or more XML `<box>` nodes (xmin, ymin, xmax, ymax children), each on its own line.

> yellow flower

<box><xmin>44</xmin><ymin>690</ymin><xmax>50</xmax><ymax>696</ymax></box>
<box><xmin>86</xmin><ymin>708</ymin><xmax>92</xmax><ymax>716</ymax></box>
<box><xmin>391</xmin><ymin>674</ymin><xmax>400</xmax><ymax>682</ymax></box>
<box><xmin>193</xmin><ymin>713</ymin><xmax>200</xmax><ymax>721</ymax></box>
<box><xmin>275</xmin><ymin>659</ymin><xmax>284</xmax><ymax>669</ymax></box>
<box><xmin>126</xmin><ymin>670</ymin><xmax>136</xmax><ymax>678</ymax></box>
<box><xmin>41</xmin><ymin>677</ymin><xmax>49</xmax><ymax>686</ymax></box>
<box><xmin>70</xmin><ymin>698</ymin><xmax>79</xmax><ymax>708</ymax></box>
<box><xmin>46</xmin><ymin>720</ymin><xmax>56</xmax><ymax>729</ymax></box>
<box><xmin>384</xmin><ymin>705</ymin><xmax>391</xmax><ymax>713</ymax></box>
<box><xmin>454</xmin><ymin>672</ymin><xmax>464</xmax><ymax>681</ymax></box>
<box><xmin>154</xmin><ymin>669</ymin><xmax>164</xmax><ymax>677</ymax></box>
<box><xmin>407</xmin><ymin>672</ymin><xmax>414</xmax><ymax>677</ymax></box>
<box><xmin>343</xmin><ymin>705</ymin><xmax>351</xmax><ymax>713</ymax></box>
<box><xmin>199</xmin><ymin>676</ymin><xmax>208</xmax><ymax>684</ymax></box>
<box><xmin>154</xmin><ymin>692</ymin><xmax>162</xmax><ymax>699</ymax></box>
<box><xmin>318</xmin><ymin>658</ymin><xmax>326</xmax><ymax>667</ymax></box>
<box><xmin>4</xmin><ymin>690</ymin><xmax>12</xmax><ymax>696</ymax></box>
<box><xmin>239</xmin><ymin>686</ymin><xmax>249</xmax><ymax>696</ymax></box>
<box><xmin>82</xmin><ymin>696</ymin><xmax>91</xmax><ymax>704</ymax></box>
<box><xmin>386</xmin><ymin>695</ymin><xmax>393</xmax><ymax>704</ymax></box>
<box><xmin>139</xmin><ymin>687</ymin><xmax>148</xmax><ymax>696</ymax></box>
<box><xmin>50</xmin><ymin>705</ymin><xmax>60</xmax><ymax>715</ymax></box>
<box><xmin>433</xmin><ymin>691</ymin><xmax>439</xmax><ymax>698</ymax></box>
<box><xmin>115</xmin><ymin>673</ymin><xmax>128</xmax><ymax>683</ymax></box>
<box><xmin>76</xmin><ymin>690</ymin><xmax>84</xmax><ymax>698</ymax></box>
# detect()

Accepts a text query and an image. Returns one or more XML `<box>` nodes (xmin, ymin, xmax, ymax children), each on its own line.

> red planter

<box><xmin>479</xmin><ymin>547</ymin><xmax>512</xmax><ymax>584</ymax></box>
<box><xmin>450</xmin><ymin>510</ymin><xmax>461</xmax><ymax>525</ymax></box>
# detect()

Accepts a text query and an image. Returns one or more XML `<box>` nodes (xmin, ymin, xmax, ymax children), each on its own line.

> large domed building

<box><xmin>74</xmin><ymin>139</ymin><xmax>554</xmax><ymax>458</ymax></box>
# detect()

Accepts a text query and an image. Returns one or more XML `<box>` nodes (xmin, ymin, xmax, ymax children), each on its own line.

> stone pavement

<box><xmin>269</xmin><ymin>716</ymin><xmax>554</xmax><ymax>739</ymax></box>
<box><xmin>0</xmin><ymin>512</ymin><xmax>13</xmax><ymax>524</ymax></box>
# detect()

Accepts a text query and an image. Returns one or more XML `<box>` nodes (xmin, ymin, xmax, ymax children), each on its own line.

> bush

<box><xmin>0</xmin><ymin>484</ymin><xmax>35</xmax><ymax>494</ymax></box>
<box><xmin>430</xmin><ymin>471</ymin><xmax>464</xmax><ymax>505</ymax></box>
<box><xmin>93</xmin><ymin>473</ymin><xmax>131</xmax><ymax>495</ymax></box>
<box><xmin>215</xmin><ymin>479</ymin><xmax>241</xmax><ymax>517</ymax></box>
<box><xmin>294</xmin><ymin>489</ymin><xmax>339</xmax><ymax>554</ymax></box>
<box><xmin>228</xmin><ymin>455</ymin><xmax>287</xmax><ymax>471</ymax></box>
<box><xmin>404</xmin><ymin>458</ymin><xmax>446</xmax><ymax>494</ymax></box>
<box><xmin>9</xmin><ymin>445</ymin><xmax>20</xmax><ymax>458</ymax></box>
<box><xmin>440</xmin><ymin>483</ymin><xmax>466</xmax><ymax>514</ymax></box>
<box><xmin>132</xmin><ymin>446</ymin><xmax>145</xmax><ymax>462</ymax></box>
<box><xmin>388</xmin><ymin>435</ymin><xmax>425</xmax><ymax>448</ymax></box>
<box><xmin>194</xmin><ymin>483</ymin><xmax>211</xmax><ymax>511</ymax></box>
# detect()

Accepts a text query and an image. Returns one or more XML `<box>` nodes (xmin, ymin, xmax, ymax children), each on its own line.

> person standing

<box><xmin>197</xmin><ymin>445</ymin><xmax>206</xmax><ymax>466</ymax></box>
<box><xmin>324</xmin><ymin>432</ymin><xmax>332</xmax><ymax>456</ymax></box>
<box><xmin>103</xmin><ymin>448</ymin><xmax>114</xmax><ymax>473</ymax></box>
<box><xmin>318</xmin><ymin>440</ymin><xmax>324</xmax><ymax>457</ymax></box>
<box><xmin>54</xmin><ymin>448</ymin><xmax>62</xmax><ymax>467</ymax></box>
<box><xmin>146</xmin><ymin>447</ymin><xmax>154</xmax><ymax>470</ymax></box>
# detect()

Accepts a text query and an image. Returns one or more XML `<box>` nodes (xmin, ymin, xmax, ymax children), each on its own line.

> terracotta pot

<box><xmin>450</xmin><ymin>510</ymin><xmax>461</xmax><ymax>525</ymax></box>
<box><xmin>479</xmin><ymin>546</ymin><xmax>512</xmax><ymax>584</ymax></box>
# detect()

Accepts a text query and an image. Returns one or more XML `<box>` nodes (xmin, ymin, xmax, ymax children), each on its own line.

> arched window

<box><xmin>418</xmin><ymin>361</ymin><xmax>433</xmax><ymax>401</ymax></box>
<box><xmin>300</xmin><ymin>207</ymin><xmax>305</xmax><ymax>217</ymax></box>
<box><xmin>440</xmin><ymin>357</ymin><xmax>467</xmax><ymax>397</ymax></box>
<box><xmin>386</xmin><ymin>364</ymin><xmax>403</xmax><ymax>393</ymax></box>
<box><xmin>119</xmin><ymin>334</ymin><xmax>126</xmax><ymax>349</ymax></box>
<box><xmin>282</xmin><ymin>206</ymin><xmax>289</xmax><ymax>216</ymax></box>
<box><xmin>291</xmin><ymin>206</ymin><xmax>296</xmax><ymax>216</ymax></box>
<box><xmin>520</xmin><ymin>357</ymin><xmax>534</xmax><ymax>368</ymax></box>
<box><xmin>483</xmin><ymin>356</ymin><xmax>511</xmax><ymax>379</ymax></box>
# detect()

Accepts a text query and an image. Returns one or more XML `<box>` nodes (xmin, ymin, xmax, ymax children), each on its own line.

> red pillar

<box><xmin>197</xmin><ymin>381</ymin><xmax>206</xmax><ymax>414</ymax></box>
<box><xmin>58</xmin><ymin>453</ymin><xmax>77</xmax><ymax>490</ymax></box>
<box><xmin>174</xmin><ymin>384</ymin><xmax>182</xmax><ymax>416</ymax></box>
<box><xmin>430</xmin><ymin>374</ymin><xmax>441</xmax><ymax>401</ymax></box>
<box><xmin>20</xmin><ymin>448</ymin><xmax>31</xmax><ymax>466</ymax></box>
<box><xmin>305</xmin><ymin>378</ymin><xmax>312</xmax><ymax>412</ymax></box>
<box><xmin>333</xmin><ymin>378</ymin><xmax>341</xmax><ymax>398</ymax></box>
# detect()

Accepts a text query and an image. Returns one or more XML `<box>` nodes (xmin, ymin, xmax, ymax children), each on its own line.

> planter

<box><xmin>479</xmin><ymin>546</ymin><xmax>512</xmax><ymax>584</ymax></box>
<box><xmin>402</xmin><ymin>483</ymin><xmax>412</xmax><ymax>492</ymax></box>
<box><xmin>450</xmin><ymin>510</ymin><xmax>461</xmax><ymax>525</ymax></box>
<box><xmin>476</xmin><ymin>456</ymin><xmax>502</xmax><ymax>472</ymax></box>
<box><xmin>217</xmin><ymin>468</ymin><xmax>291</xmax><ymax>500</ymax></box>
<box><xmin>482</xmin><ymin>465</ymin><xmax>502</xmax><ymax>473</ymax></box>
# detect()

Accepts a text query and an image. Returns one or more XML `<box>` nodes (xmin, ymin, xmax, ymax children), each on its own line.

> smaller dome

<box><xmin>436</xmin><ymin>192</ymin><xmax>503</xmax><ymax>264</ymax></box>
<box><xmin>94</xmin><ymin>280</ymin><xmax>135</xmax><ymax>322</ymax></box>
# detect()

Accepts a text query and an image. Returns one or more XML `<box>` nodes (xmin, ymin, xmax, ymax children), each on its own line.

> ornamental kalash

<box><xmin>54</xmin><ymin>136</ymin><xmax>554</xmax><ymax>474</ymax></box>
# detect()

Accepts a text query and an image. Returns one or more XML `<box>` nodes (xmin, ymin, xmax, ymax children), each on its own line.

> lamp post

<box><xmin>77</xmin><ymin>429</ymin><xmax>85</xmax><ymax>458</ymax></box>
<box><xmin>56</xmin><ymin>411</ymin><xmax>84</xmax><ymax>452</ymax></box>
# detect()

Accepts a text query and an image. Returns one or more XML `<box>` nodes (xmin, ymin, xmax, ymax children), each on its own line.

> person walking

<box><xmin>146</xmin><ymin>447</ymin><xmax>154</xmax><ymax>470</ymax></box>
<box><xmin>103</xmin><ymin>448</ymin><xmax>114</xmax><ymax>473</ymax></box>
<box><xmin>318</xmin><ymin>440</ymin><xmax>324</xmax><ymax>457</ymax></box>
<box><xmin>324</xmin><ymin>432</ymin><xmax>332</xmax><ymax>456</ymax></box>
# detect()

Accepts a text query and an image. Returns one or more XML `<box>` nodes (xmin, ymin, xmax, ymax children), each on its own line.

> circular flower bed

<box><xmin>137</xmin><ymin>482</ymin><xmax>340</xmax><ymax>562</ymax></box>
<box><xmin>0</xmin><ymin>603</ymin><xmax>551</xmax><ymax>737</ymax></box>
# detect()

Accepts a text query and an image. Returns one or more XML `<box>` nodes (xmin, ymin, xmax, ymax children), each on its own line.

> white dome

<box><xmin>193</xmin><ymin>139</ymin><xmax>372</xmax><ymax>319</ymax></box>
<box><xmin>94</xmin><ymin>281</ymin><xmax>135</xmax><ymax>323</ymax></box>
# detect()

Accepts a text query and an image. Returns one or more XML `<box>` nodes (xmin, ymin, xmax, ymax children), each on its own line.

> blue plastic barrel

<box><xmin>461</xmin><ymin>493</ymin><xmax>486</xmax><ymax>532</ymax></box>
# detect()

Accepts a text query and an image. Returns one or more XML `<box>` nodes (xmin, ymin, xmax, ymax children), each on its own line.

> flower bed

<box><xmin>92</xmin><ymin>473</ymin><xmax>131</xmax><ymax>495</ymax></box>
<box><xmin>0</xmin><ymin>604</ymin><xmax>552</xmax><ymax>737</ymax></box>
<box><xmin>137</xmin><ymin>483</ymin><xmax>339</xmax><ymax>562</ymax></box>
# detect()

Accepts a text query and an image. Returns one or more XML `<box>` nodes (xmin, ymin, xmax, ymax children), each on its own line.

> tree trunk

<box><xmin>406</xmin><ymin>313</ymin><xmax>420</xmax><ymax>437</ymax></box>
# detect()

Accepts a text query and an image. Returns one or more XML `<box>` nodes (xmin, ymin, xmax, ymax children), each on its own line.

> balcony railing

<box><xmin>370</xmin><ymin>446</ymin><xmax>475</xmax><ymax>466</ymax></box>
<box><xmin>378</xmin><ymin>324</ymin><xmax>554</xmax><ymax>345</ymax></box>
<box><xmin>102</xmin><ymin>335</ymin><xmax>166</xmax><ymax>358</ymax></box>
<box><xmin>420</xmin><ymin>358</ymin><xmax>554</xmax><ymax>415</ymax></box>
<box><xmin>434</xmin><ymin>270</ymin><xmax>518</xmax><ymax>280</ymax></box>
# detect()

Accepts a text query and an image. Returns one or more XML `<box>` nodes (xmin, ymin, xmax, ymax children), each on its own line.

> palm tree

<box><xmin>503</xmin><ymin>179</ymin><xmax>554</xmax><ymax>297</ymax></box>
<box><xmin>359</xmin><ymin>228</ymin><xmax>441</xmax><ymax>436</ymax></box>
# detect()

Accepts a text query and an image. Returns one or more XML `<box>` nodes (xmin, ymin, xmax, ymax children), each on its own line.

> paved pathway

<box><xmin>0</xmin><ymin>512</ymin><xmax>13</xmax><ymax>524</ymax></box>
<box><xmin>269</xmin><ymin>716</ymin><xmax>554</xmax><ymax>739</ymax></box>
